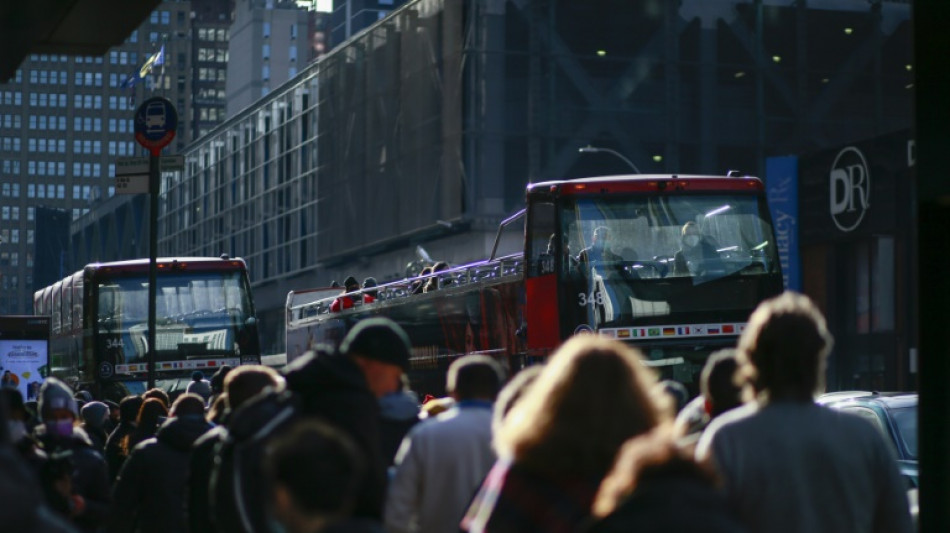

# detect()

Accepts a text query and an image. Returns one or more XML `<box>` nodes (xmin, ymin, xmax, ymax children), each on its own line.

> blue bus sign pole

<box><xmin>133</xmin><ymin>96</ymin><xmax>178</xmax><ymax>390</ymax></box>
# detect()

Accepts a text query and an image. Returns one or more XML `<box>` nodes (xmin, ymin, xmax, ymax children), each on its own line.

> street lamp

<box><xmin>578</xmin><ymin>145</ymin><xmax>641</xmax><ymax>174</ymax></box>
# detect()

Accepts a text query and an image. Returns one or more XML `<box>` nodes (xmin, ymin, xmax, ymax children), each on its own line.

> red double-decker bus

<box><xmin>287</xmin><ymin>174</ymin><xmax>783</xmax><ymax>395</ymax></box>
<box><xmin>34</xmin><ymin>256</ymin><xmax>261</xmax><ymax>402</ymax></box>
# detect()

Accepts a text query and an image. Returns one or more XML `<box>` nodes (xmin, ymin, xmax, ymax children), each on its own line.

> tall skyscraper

<box><xmin>225</xmin><ymin>0</ymin><xmax>314</xmax><ymax>117</ymax></box>
<box><xmin>0</xmin><ymin>1</ymin><xmax>195</xmax><ymax>315</ymax></box>
<box><xmin>191</xmin><ymin>0</ymin><xmax>235</xmax><ymax>140</ymax></box>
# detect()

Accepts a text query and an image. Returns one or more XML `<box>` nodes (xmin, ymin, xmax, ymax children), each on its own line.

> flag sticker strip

<box><xmin>114</xmin><ymin>358</ymin><xmax>240</xmax><ymax>375</ymax></box>
<box><xmin>597</xmin><ymin>323</ymin><xmax>746</xmax><ymax>341</ymax></box>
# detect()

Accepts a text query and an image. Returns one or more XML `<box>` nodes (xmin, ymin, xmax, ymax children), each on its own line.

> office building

<box><xmin>329</xmin><ymin>0</ymin><xmax>408</xmax><ymax>48</ymax></box>
<box><xmin>0</xmin><ymin>0</ymin><xmax>194</xmax><ymax>314</ymax></box>
<box><xmin>225</xmin><ymin>0</ymin><xmax>314</xmax><ymax>117</ymax></box>
<box><xmin>68</xmin><ymin>0</ymin><xmax>911</xmax><ymax>368</ymax></box>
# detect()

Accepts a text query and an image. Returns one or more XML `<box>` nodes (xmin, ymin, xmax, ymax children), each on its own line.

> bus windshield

<box><xmin>560</xmin><ymin>192</ymin><xmax>782</xmax><ymax>327</ymax></box>
<box><xmin>96</xmin><ymin>270</ymin><xmax>254</xmax><ymax>365</ymax></box>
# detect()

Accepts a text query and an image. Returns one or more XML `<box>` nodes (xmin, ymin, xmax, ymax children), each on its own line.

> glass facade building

<box><xmin>69</xmin><ymin>0</ymin><xmax>911</xmax><ymax>355</ymax></box>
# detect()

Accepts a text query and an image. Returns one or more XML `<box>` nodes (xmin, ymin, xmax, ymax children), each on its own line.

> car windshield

<box><xmin>890</xmin><ymin>405</ymin><xmax>917</xmax><ymax>460</ymax></box>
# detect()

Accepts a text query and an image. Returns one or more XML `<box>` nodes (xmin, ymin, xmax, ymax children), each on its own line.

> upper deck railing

<box><xmin>286</xmin><ymin>253</ymin><xmax>525</xmax><ymax>326</ymax></box>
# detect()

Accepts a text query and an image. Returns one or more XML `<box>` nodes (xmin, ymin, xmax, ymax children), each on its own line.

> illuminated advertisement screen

<box><xmin>0</xmin><ymin>316</ymin><xmax>50</xmax><ymax>401</ymax></box>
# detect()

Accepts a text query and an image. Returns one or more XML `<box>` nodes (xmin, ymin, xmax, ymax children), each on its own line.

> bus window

<box><xmin>527</xmin><ymin>201</ymin><xmax>557</xmax><ymax>277</ymax></box>
<box><xmin>51</xmin><ymin>281</ymin><xmax>62</xmax><ymax>334</ymax></box>
<box><xmin>62</xmin><ymin>277</ymin><xmax>73</xmax><ymax>333</ymax></box>
<box><xmin>72</xmin><ymin>272</ymin><xmax>84</xmax><ymax>331</ymax></box>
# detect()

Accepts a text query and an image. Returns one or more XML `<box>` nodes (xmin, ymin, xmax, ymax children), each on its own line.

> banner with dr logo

<box><xmin>798</xmin><ymin>130</ymin><xmax>910</xmax><ymax>244</ymax></box>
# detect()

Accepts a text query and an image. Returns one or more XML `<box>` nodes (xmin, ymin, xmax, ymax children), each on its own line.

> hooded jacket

<box><xmin>109</xmin><ymin>415</ymin><xmax>213</xmax><ymax>533</ymax></box>
<box><xmin>34</xmin><ymin>424</ymin><xmax>112</xmax><ymax>533</ymax></box>
<box><xmin>282</xmin><ymin>349</ymin><xmax>387</xmax><ymax>519</ymax></box>
<box><xmin>0</xmin><ymin>446</ymin><xmax>78</xmax><ymax>533</ymax></box>
<box><xmin>104</xmin><ymin>420</ymin><xmax>135</xmax><ymax>482</ymax></box>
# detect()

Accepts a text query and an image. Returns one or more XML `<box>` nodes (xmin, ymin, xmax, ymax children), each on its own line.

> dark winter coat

<box><xmin>81</xmin><ymin>423</ymin><xmax>108</xmax><ymax>455</ymax></box>
<box><xmin>378</xmin><ymin>390</ymin><xmax>420</xmax><ymax>467</ymax></box>
<box><xmin>109</xmin><ymin>415</ymin><xmax>213</xmax><ymax>533</ymax></box>
<box><xmin>35</xmin><ymin>425</ymin><xmax>112</xmax><ymax>533</ymax></box>
<box><xmin>0</xmin><ymin>446</ymin><xmax>79</xmax><ymax>533</ymax></box>
<box><xmin>187</xmin><ymin>424</ymin><xmax>227</xmax><ymax>533</ymax></box>
<box><xmin>104</xmin><ymin>421</ymin><xmax>135</xmax><ymax>482</ymax></box>
<box><xmin>462</xmin><ymin>459</ymin><xmax>601</xmax><ymax>533</ymax></box>
<box><xmin>585</xmin><ymin>457</ymin><xmax>747</xmax><ymax>533</ymax></box>
<box><xmin>208</xmin><ymin>390</ymin><xmax>300</xmax><ymax>533</ymax></box>
<box><xmin>282</xmin><ymin>349</ymin><xmax>388</xmax><ymax>519</ymax></box>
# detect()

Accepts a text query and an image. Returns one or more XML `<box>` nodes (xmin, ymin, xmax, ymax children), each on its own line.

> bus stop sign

<box><xmin>134</xmin><ymin>96</ymin><xmax>178</xmax><ymax>155</ymax></box>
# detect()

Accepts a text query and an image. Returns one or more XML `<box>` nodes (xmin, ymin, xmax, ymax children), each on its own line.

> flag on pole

<box><xmin>139</xmin><ymin>45</ymin><xmax>164</xmax><ymax>78</ymax></box>
<box><xmin>119</xmin><ymin>45</ymin><xmax>165</xmax><ymax>90</ymax></box>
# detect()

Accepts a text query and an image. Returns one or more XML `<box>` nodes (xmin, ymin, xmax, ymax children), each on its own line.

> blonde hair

<box><xmin>495</xmin><ymin>335</ymin><xmax>669</xmax><ymax>478</ymax></box>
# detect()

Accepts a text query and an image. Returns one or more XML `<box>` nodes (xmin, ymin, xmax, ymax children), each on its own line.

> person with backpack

<box><xmin>187</xmin><ymin>365</ymin><xmax>285</xmax><ymax>533</ymax></box>
<box><xmin>210</xmin><ymin>317</ymin><xmax>411</xmax><ymax>532</ymax></box>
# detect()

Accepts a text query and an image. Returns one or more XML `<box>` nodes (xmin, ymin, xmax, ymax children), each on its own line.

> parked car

<box><xmin>816</xmin><ymin>391</ymin><xmax>918</xmax><ymax>488</ymax></box>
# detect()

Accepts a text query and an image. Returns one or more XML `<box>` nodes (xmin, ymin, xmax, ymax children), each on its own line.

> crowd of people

<box><xmin>0</xmin><ymin>291</ymin><xmax>913</xmax><ymax>532</ymax></box>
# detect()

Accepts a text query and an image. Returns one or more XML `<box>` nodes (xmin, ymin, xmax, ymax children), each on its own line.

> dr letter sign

<box><xmin>134</xmin><ymin>97</ymin><xmax>178</xmax><ymax>155</ymax></box>
<box><xmin>829</xmin><ymin>146</ymin><xmax>870</xmax><ymax>232</ymax></box>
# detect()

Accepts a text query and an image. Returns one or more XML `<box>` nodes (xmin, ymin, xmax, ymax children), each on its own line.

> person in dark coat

<box><xmin>2</xmin><ymin>387</ymin><xmax>46</xmax><ymax>475</ymax></box>
<box><xmin>672</xmin><ymin>221</ymin><xmax>722</xmax><ymax>276</ymax></box>
<box><xmin>120</xmin><ymin>398</ymin><xmax>167</xmax><ymax>456</ymax></box>
<box><xmin>378</xmin><ymin>376</ymin><xmax>420</xmax><ymax>467</ymax></box>
<box><xmin>79</xmin><ymin>401</ymin><xmax>110</xmax><ymax>455</ymax></box>
<box><xmin>207</xmin><ymin>364</ymin><xmax>233</xmax><ymax>407</ymax></box>
<box><xmin>34</xmin><ymin>378</ymin><xmax>111</xmax><ymax>533</ymax></box>
<box><xmin>264</xmin><ymin>419</ymin><xmax>385</xmax><ymax>533</ymax></box>
<box><xmin>109</xmin><ymin>393</ymin><xmax>212</xmax><ymax>533</ymax></box>
<box><xmin>586</xmin><ymin>430</ymin><xmax>746</xmax><ymax>533</ymax></box>
<box><xmin>187</xmin><ymin>365</ymin><xmax>284</xmax><ymax>533</ymax></box>
<box><xmin>0</xmin><ymin>414</ymin><xmax>78</xmax><ymax>533</ymax></box>
<box><xmin>102</xmin><ymin>400</ymin><xmax>120</xmax><ymax>435</ymax></box>
<box><xmin>282</xmin><ymin>317</ymin><xmax>412</xmax><ymax>520</ymax></box>
<box><xmin>104</xmin><ymin>395</ymin><xmax>143</xmax><ymax>482</ymax></box>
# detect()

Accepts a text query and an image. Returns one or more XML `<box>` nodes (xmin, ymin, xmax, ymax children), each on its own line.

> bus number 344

<box><xmin>577</xmin><ymin>291</ymin><xmax>605</xmax><ymax>307</ymax></box>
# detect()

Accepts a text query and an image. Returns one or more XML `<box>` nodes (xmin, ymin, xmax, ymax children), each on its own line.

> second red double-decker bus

<box><xmin>34</xmin><ymin>256</ymin><xmax>261</xmax><ymax>402</ymax></box>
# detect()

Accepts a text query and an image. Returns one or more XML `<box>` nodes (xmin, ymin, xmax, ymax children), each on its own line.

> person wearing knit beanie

<box><xmin>39</xmin><ymin>377</ymin><xmax>78</xmax><ymax>421</ymax></box>
<box><xmin>80</xmin><ymin>401</ymin><xmax>110</xmax><ymax>454</ymax></box>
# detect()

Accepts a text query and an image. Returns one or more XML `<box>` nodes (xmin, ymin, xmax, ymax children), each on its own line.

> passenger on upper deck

<box><xmin>362</xmin><ymin>277</ymin><xmax>379</xmax><ymax>304</ymax></box>
<box><xmin>330</xmin><ymin>276</ymin><xmax>361</xmax><ymax>312</ymax></box>
<box><xmin>423</xmin><ymin>262</ymin><xmax>450</xmax><ymax>293</ymax></box>
<box><xmin>410</xmin><ymin>267</ymin><xmax>432</xmax><ymax>295</ymax></box>
<box><xmin>672</xmin><ymin>221</ymin><xmax>721</xmax><ymax>276</ymax></box>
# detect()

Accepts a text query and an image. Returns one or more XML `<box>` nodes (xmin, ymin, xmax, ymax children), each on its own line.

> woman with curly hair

<box><xmin>461</xmin><ymin>334</ymin><xmax>671</xmax><ymax>533</ymax></box>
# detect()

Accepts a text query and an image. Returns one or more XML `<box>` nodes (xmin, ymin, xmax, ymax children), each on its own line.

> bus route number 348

<box><xmin>578</xmin><ymin>290</ymin><xmax>605</xmax><ymax>307</ymax></box>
